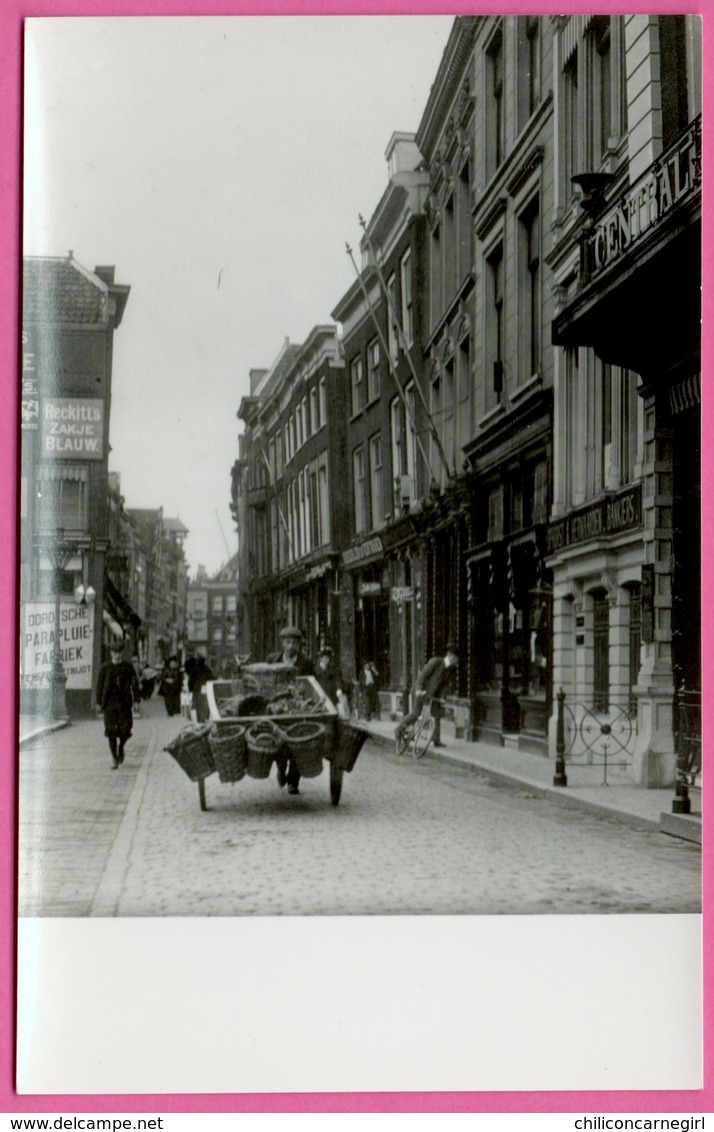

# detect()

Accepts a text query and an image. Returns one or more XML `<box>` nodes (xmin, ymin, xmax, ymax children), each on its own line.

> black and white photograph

<box><xmin>17</xmin><ymin>11</ymin><xmax>703</xmax><ymax>1096</ymax></box>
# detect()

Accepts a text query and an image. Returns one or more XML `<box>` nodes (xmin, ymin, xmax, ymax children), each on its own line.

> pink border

<box><xmin>2</xmin><ymin>0</ymin><xmax>710</xmax><ymax>1116</ymax></box>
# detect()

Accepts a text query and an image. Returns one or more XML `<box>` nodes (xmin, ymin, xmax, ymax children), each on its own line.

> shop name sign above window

<box><xmin>41</xmin><ymin>398</ymin><xmax>104</xmax><ymax>459</ymax></box>
<box><xmin>589</xmin><ymin>119</ymin><xmax>701</xmax><ymax>279</ymax></box>
<box><xmin>546</xmin><ymin>484</ymin><xmax>642</xmax><ymax>555</ymax></box>
<box><xmin>342</xmin><ymin>537</ymin><xmax>384</xmax><ymax>567</ymax></box>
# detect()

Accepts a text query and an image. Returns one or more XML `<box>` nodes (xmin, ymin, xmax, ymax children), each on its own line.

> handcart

<box><xmin>163</xmin><ymin>663</ymin><xmax>367</xmax><ymax>811</ymax></box>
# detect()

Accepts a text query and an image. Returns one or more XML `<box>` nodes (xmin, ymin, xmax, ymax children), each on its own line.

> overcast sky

<box><xmin>23</xmin><ymin>15</ymin><xmax>453</xmax><ymax>577</ymax></box>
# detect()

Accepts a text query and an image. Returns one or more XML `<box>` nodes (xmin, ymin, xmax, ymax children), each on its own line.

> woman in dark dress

<box><xmin>96</xmin><ymin>639</ymin><xmax>141</xmax><ymax>769</ymax></box>
<box><xmin>158</xmin><ymin>656</ymin><xmax>183</xmax><ymax>716</ymax></box>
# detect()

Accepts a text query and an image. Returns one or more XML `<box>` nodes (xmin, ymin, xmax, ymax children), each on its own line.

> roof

<box><xmin>23</xmin><ymin>254</ymin><xmax>129</xmax><ymax>326</ymax></box>
<box><xmin>212</xmin><ymin>552</ymin><xmax>240</xmax><ymax>582</ymax></box>
<box><xmin>254</xmin><ymin>341</ymin><xmax>302</xmax><ymax>403</ymax></box>
<box><xmin>162</xmin><ymin>517</ymin><xmax>189</xmax><ymax>536</ymax></box>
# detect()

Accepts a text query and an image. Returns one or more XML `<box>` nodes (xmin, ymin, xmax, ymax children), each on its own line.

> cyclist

<box><xmin>394</xmin><ymin>642</ymin><xmax>459</xmax><ymax>752</ymax></box>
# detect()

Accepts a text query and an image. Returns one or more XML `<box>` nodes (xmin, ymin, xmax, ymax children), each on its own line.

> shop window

<box><xmin>593</xmin><ymin>591</ymin><xmax>610</xmax><ymax>712</ymax></box>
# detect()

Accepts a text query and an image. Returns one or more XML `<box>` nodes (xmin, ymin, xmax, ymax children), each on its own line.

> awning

<box><xmin>104</xmin><ymin>574</ymin><xmax>142</xmax><ymax>629</ymax></box>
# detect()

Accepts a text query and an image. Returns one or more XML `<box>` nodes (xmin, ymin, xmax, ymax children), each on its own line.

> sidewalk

<box><xmin>19</xmin><ymin>714</ymin><xmax>71</xmax><ymax>745</ymax></box>
<box><xmin>360</xmin><ymin>715</ymin><xmax>702</xmax><ymax>844</ymax></box>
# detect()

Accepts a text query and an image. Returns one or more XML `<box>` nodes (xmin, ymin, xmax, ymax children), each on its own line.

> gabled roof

<box><xmin>212</xmin><ymin>551</ymin><xmax>239</xmax><ymax>582</ymax></box>
<box><xmin>23</xmin><ymin>254</ymin><xmax>129</xmax><ymax>326</ymax></box>
<box><xmin>163</xmin><ymin>517</ymin><xmax>189</xmax><ymax>536</ymax></box>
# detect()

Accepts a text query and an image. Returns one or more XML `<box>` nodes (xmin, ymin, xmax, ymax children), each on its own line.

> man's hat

<box><xmin>318</xmin><ymin>644</ymin><xmax>333</xmax><ymax>657</ymax></box>
<box><xmin>110</xmin><ymin>639</ymin><xmax>125</xmax><ymax>653</ymax></box>
<box><xmin>279</xmin><ymin>625</ymin><xmax>303</xmax><ymax>641</ymax></box>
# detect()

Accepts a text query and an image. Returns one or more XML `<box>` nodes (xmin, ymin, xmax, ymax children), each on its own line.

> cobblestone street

<box><xmin>19</xmin><ymin>699</ymin><xmax>701</xmax><ymax>918</ymax></box>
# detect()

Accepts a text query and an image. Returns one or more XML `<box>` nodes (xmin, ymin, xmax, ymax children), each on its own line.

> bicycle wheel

<box><xmin>396</xmin><ymin>726</ymin><xmax>411</xmax><ymax>756</ymax></box>
<box><xmin>412</xmin><ymin>714</ymin><xmax>435</xmax><ymax>759</ymax></box>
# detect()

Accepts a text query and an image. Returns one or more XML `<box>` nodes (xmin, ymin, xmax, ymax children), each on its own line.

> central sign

<box><xmin>546</xmin><ymin>484</ymin><xmax>642</xmax><ymax>556</ymax></box>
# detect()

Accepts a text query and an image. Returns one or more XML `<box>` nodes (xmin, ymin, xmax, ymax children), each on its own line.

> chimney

<box><xmin>94</xmin><ymin>265</ymin><xmax>116</xmax><ymax>285</ymax></box>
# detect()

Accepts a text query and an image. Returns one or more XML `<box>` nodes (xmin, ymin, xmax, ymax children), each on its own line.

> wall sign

<box><xmin>343</xmin><ymin>537</ymin><xmax>384</xmax><ymax>567</ymax></box>
<box><xmin>41</xmin><ymin>398</ymin><xmax>104</xmax><ymax>459</ymax></box>
<box><xmin>359</xmin><ymin>582</ymin><xmax>382</xmax><ymax>597</ymax></box>
<box><xmin>22</xmin><ymin>601</ymin><xmax>95</xmax><ymax>689</ymax></box>
<box><xmin>546</xmin><ymin>484</ymin><xmax>642</xmax><ymax>556</ymax></box>
<box><xmin>391</xmin><ymin>586</ymin><xmax>414</xmax><ymax>602</ymax></box>
<box><xmin>21</xmin><ymin>329</ymin><xmax>39</xmax><ymax>430</ymax></box>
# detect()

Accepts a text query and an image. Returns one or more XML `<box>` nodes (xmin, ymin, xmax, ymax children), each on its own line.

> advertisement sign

<box><xmin>391</xmin><ymin>586</ymin><xmax>414</xmax><ymax>602</ymax></box>
<box><xmin>41</xmin><ymin>397</ymin><xmax>104</xmax><ymax>459</ymax></box>
<box><xmin>21</xmin><ymin>328</ymin><xmax>39</xmax><ymax>430</ymax></box>
<box><xmin>342</xmin><ymin>537</ymin><xmax>384</xmax><ymax>567</ymax></box>
<box><xmin>359</xmin><ymin>581</ymin><xmax>382</xmax><ymax>597</ymax></box>
<box><xmin>23</xmin><ymin>601</ymin><xmax>95</xmax><ymax>689</ymax></box>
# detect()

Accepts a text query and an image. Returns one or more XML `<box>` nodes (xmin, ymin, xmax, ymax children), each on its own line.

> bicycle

<box><xmin>395</xmin><ymin>697</ymin><xmax>440</xmax><ymax>760</ymax></box>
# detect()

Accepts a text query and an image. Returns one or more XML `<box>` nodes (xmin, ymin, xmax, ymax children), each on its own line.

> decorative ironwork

<box><xmin>672</xmin><ymin>684</ymin><xmax>701</xmax><ymax>814</ymax></box>
<box><xmin>556</xmin><ymin>692</ymin><xmax>637</xmax><ymax>786</ymax></box>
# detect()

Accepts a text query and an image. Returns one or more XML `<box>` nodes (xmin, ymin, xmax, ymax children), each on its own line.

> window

<box><xmin>310</xmin><ymin>467</ymin><xmax>320</xmax><ymax>547</ymax></box>
<box><xmin>486</xmin><ymin>242</ymin><xmax>504</xmax><ymax>409</ymax></box>
<box><xmin>628</xmin><ymin>584</ymin><xmax>642</xmax><ymax>714</ymax></box>
<box><xmin>310</xmin><ymin>385</ymin><xmax>318</xmax><ymax>433</ymax></box>
<box><xmin>275</xmin><ymin>429</ymin><xmax>283</xmax><ymax>478</ymax></box>
<box><xmin>391</xmin><ymin>397</ymin><xmax>404</xmax><ymax>506</ymax></box>
<box><xmin>212</xmin><ymin>595</ymin><xmax>223</xmax><ymax>615</ymax></box>
<box><xmin>284</xmin><ymin>421</ymin><xmax>291</xmax><ymax>464</ymax></box>
<box><xmin>659</xmin><ymin>16</ymin><xmax>689</xmax><ymax>149</ymax></box>
<box><xmin>268</xmin><ymin>438</ymin><xmax>276</xmax><ymax>483</ymax></box>
<box><xmin>487</xmin><ymin>27</ymin><xmax>505</xmax><ymax>177</ymax></box>
<box><xmin>318</xmin><ymin>458</ymin><xmax>330</xmax><ymax>545</ymax></box>
<box><xmin>430</xmin><ymin>369</ymin><xmax>442</xmax><ymax>483</ymax></box>
<box><xmin>36</xmin><ymin>467</ymin><xmax>88</xmax><ymax>532</ymax></box>
<box><xmin>369</xmin><ymin>434</ymin><xmax>384</xmax><ymax>530</ymax></box>
<box><xmin>458</xmin><ymin>162</ymin><xmax>472</xmax><ymax>279</ymax></box>
<box><xmin>444</xmin><ymin>193</ymin><xmax>457</xmax><ymax>298</ymax></box>
<box><xmin>291</xmin><ymin>412</ymin><xmax>297</xmax><ymax>456</ymax></box>
<box><xmin>353</xmin><ymin>447</ymin><xmax>366</xmax><ymax>534</ymax></box>
<box><xmin>387</xmin><ymin>274</ymin><xmax>399</xmax><ymax>361</ymax></box>
<box><xmin>593</xmin><ymin>591</ymin><xmax>610</xmax><ymax>712</ymax></box>
<box><xmin>443</xmin><ymin>358</ymin><xmax>455</xmax><ymax>475</ymax></box>
<box><xmin>405</xmin><ymin>382</ymin><xmax>418</xmax><ymax>489</ymax></box>
<box><xmin>296</xmin><ymin>402</ymin><xmax>304</xmax><ymax>449</ymax></box>
<box><xmin>400</xmin><ymin>250</ymin><xmax>413</xmax><ymax>346</ymax></box>
<box><xmin>367</xmin><ymin>339</ymin><xmax>380</xmax><ymax>402</ymax></box>
<box><xmin>430</xmin><ymin>224</ymin><xmax>442</xmax><ymax>329</ymax></box>
<box><xmin>319</xmin><ymin>376</ymin><xmax>327</xmax><ymax>427</ymax></box>
<box><xmin>564</xmin><ymin>50</ymin><xmax>579</xmax><ymax>202</ymax></box>
<box><xmin>488</xmin><ymin>484</ymin><xmax>504</xmax><ymax>540</ymax></box>
<box><xmin>519</xmin><ymin>197</ymin><xmax>540</xmax><ymax>383</ymax></box>
<box><xmin>302</xmin><ymin>396</ymin><xmax>309</xmax><ymax>441</ymax></box>
<box><xmin>351</xmin><ymin>356</ymin><xmax>364</xmax><ymax>416</ymax></box>
<box><xmin>213</xmin><ymin>627</ymin><xmax>223</xmax><ymax>644</ymax></box>
<box><xmin>526</xmin><ymin>16</ymin><xmax>541</xmax><ymax>120</ymax></box>
<box><xmin>564</xmin><ymin>347</ymin><xmax>580</xmax><ymax>505</ymax></box>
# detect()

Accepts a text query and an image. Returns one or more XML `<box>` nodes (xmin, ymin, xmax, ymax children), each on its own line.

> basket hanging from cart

<box><xmin>333</xmin><ymin>719</ymin><xmax>368</xmax><ymax>772</ymax></box>
<box><xmin>277</xmin><ymin>720</ymin><xmax>326</xmax><ymax>778</ymax></box>
<box><xmin>245</xmin><ymin>720</ymin><xmax>282</xmax><ymax>779</ymax></box>
<box><xmin>209</xmin><ymin>723</ymin><xmax>247</xmax><ymax>783</ymax></box>
<box><xmin>164</xmin><ymin>723</ymin><xmax>215</xmax><ymax>781</ymax></box>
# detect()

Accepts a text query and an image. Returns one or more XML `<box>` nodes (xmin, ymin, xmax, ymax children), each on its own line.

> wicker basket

<box><xmin>333</xmin><ymin>720</ymin><xmax>368</xmax><ymax>772</ymax></box>
<box><xmin>239</xmin><ymin>663</ymin><xmax>296</xmax><ymax>694</ymax></box>
<box><xmin>245</xmin><ymin>721</ymin><xmax>280</xmax><ymax>779</ymax></box>
<box><xmin>278</xmin><ymin>720</ymin><xmax>326</xmax><ymax>778</ymax></box>
<box><xmin>209</xmin><ymin>723</ymin><xmax>247</xmax><ymax>783</ymax></box>
<box><xmin>164</xmin><ymin>723</ymin><xmax>215</xmax><ymax>781</ymax></box>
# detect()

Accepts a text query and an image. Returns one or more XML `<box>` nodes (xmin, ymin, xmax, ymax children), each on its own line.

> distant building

<box><xmin>21</xmin><ymin>254</ymin><xmax>130</xmax><ymax>716</ymax></box>
<box><xmin>186</xmin><ymin>555</ymin><xmax>239</xmax><ymax>674</ymax></box>
<box><xmin>127</xmin><ymin>508</ymin><xmax>189</xmax><ymax>666</ymax></box>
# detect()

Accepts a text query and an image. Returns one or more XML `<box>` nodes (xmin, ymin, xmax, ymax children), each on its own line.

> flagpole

<box><xmin>345</xmin><ymin>242</ymin><xmax>437</xmax><ymax>488</ymax></box>
<box><xmin>358</xmin><ymin>215</ymin><xmax>452</xmax><ymax>482</ymax></box>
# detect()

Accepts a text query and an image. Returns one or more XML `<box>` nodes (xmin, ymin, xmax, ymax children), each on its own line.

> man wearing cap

<box><xmin>267</xmin><ymin>625</ymin><xmax>313</xmax><ymax>677</ymax></box>
<box><xmin>96</xmin><ymin>639</ymin><xmax>141</xmax><ymax>769</ymax></box>
<box><xmin>394</xmin><ymin>642</ymin><xmax>459</xmax><ymax>751</ymax></box>
<box><xmin>268</xmin><ymin>626</ymin><xmax>314</xmax><ymax>793</ymax></box>
<box><xmin>314</xmin><ymin>644</ymin><xmax>344</xmax><ymax>708</ymax></box>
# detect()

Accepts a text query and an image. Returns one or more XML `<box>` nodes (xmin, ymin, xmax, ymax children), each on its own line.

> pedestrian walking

<box><xmin>359</xmin><ymin>660</ymin><xmax>380</xmax><ymax>720</ymax></box>
<box><xmin>268</xmin><ymin>625</ymin><xmax>314</xmax><ymax>794</ymax></box>
<box><xmin>187</xmin><ymin>651</ymin><xmax>214</xmax><ymax>722</ymax></box>
<box><xmin>158</xmin><ymin>655</ymin><xmax>183</xmax><ymax>717</ymax></box>
<box><xmin>96</xmin><ymin>639</ymin><xmax>141</xmax><ymax>769</ymax></box>
<box><xmin>314</xmin><ymin>644</ymin><xmax>345</xmax><ymax>707</ymax></box>
<box><xmin>394</xmin><ymin>643</ymin><xmax>459</xmax><ymax>751</ymax></box>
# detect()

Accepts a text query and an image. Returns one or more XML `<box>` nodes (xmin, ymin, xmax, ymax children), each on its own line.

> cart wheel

<box><xmin>413</xmin><ymin>715</ymin><xmax>435</xmax><ymax>759</ymax></box>
<box><xmin>198</xmin><ymin>777</ymin><xmax>208</xmax><ymax>811</ymax></box>
<box><xmin>330</xmin><ymin>764</ymin><xmax>344</xmax><ymax>806</ymax></box>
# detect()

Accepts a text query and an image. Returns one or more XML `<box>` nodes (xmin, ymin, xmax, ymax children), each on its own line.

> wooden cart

<box><xmin>166</xmin><ymin>666</ymin><xmax>366</xmax><ymax>811</ymax></box>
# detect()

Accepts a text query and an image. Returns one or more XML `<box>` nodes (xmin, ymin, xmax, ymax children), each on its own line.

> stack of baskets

<box><xmin>245</xmin><ymin>720</ymin><xmax>282</xmax><ymax>778</ymax></box>
<box><xmin>278</xmin><ymin>720</ymin><xmax>326</xmax><ymax>778</ymax></box>
<box><xmin>164</xmin><ymin>723</ymin><xmax>215</xmax><ymax>781</ymax></box>
<box><xmin>208</xmin><ymin>723</ymin><xmax>247</xmax><ymax>783</ymax></box>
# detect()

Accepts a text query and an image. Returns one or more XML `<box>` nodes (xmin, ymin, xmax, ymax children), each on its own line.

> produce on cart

<box><xmin>163</xmin><ymin>662</ymin><xmax>368</xmax><ymax>809</ymax></box>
